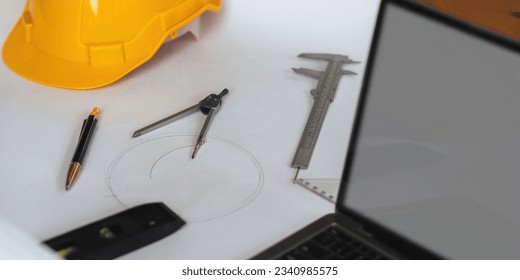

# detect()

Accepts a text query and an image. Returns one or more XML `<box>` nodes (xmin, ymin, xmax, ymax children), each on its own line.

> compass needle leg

<box><xmin>192</xmin><ymin>108</ymin><xmax>216</xmax><ymax>158</ymax></box>
<box><xmin>191</xmin><ymin>88</ymin><xmax>229</xmax><ymax>158</ymax></box>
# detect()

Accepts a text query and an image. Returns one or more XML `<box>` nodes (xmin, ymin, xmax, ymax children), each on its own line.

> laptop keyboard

<box><xmin>278</xmin><ymin>225</ymin><xmax>387</xmax><ymax>260</ymax></box>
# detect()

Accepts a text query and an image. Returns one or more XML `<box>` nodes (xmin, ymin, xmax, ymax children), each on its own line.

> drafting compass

<box><xmin>133</xmin><ymin>88</ymin><xmax>229</xmax><ymax>158</ymax></box>
<box><xmin>291</xmin><ymin>53</ymin><xmax>358</xmax><ymax>179</ymax></box>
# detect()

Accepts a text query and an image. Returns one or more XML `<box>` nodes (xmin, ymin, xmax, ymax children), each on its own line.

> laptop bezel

<box><xmin>337</xmin><ymin>0</ymin><xmax>520</xmax><ymax>259</ymax></box>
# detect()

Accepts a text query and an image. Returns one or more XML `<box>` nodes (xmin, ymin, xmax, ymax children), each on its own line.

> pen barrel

<box><xmin>72</xmin><ymin>115</ymin><xmax>98</xmax><ymax>164</ymax></box>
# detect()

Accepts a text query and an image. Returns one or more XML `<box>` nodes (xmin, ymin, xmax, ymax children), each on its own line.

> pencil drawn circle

<box><xmin>105</xmin><ymin>135</ymin><xmax>263</xmax><ymax>222</ymax></box>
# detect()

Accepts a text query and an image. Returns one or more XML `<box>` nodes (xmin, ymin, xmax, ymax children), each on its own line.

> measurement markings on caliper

<box><xmin>291</xmin><ymin>53</ymin><xmax>358</xmax><ymax>179</ymax></box>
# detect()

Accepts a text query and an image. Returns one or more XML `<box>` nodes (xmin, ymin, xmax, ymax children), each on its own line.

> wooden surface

<box><xmin>417</xmin><ymin>0</ymin><xmax>520</xmax><ymax>42</ymax></box>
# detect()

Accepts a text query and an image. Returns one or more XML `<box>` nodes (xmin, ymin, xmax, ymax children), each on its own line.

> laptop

<box><xmin>253</xmin><ymin>0</ymin><xmax>520</xmax><ymax>260</ymax></box>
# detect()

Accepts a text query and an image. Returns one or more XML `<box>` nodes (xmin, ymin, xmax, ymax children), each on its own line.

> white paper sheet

<box><xmin>0</xmin><ymin>0</ymin><xmax>380</xmax><ymax>259</ymax></box>
<box><xmin>0</xmin><ymin>215</ymin><xmax>57</xmax><ymax>259</ymax></box>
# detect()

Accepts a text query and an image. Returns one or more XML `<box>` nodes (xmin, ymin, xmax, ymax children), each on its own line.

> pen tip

<box><xmin>65</xmin><ymin>178</ymin><xmax>74</xmax><ymax>191</ymax></box>
<box><xmin>66</xmin><ymin>162</ymin><xmax>81</xmax><ymax>191</ymax></box>
<box><xmin>132</xmin><ymin>132</ymin><xmax>140</xmax><ymax>138</ymax></box>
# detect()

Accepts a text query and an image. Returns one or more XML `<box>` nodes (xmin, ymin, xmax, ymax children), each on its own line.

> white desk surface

<box><xmin>0</xmin><ymin>0</ymin><xmax>380</xmax><ymax>259</ymax></box>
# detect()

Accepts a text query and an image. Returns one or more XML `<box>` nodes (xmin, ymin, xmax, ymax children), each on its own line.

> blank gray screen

<box><xmin>344</xmin><ymin>3</ymin><xmax>520</xmax><ymax>259</ymax></box>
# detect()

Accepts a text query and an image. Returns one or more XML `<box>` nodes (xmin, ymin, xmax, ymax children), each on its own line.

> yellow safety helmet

<box><xmin>2</xmin><ymin>0</ymin><xmax>221</xmax><ymax>90</ymax></box>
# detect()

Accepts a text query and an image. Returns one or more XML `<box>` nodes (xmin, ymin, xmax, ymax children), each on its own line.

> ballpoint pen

<box><xmin>133</xmin><ymin>89</ymin><xmax>229</xmax><ymax>158</ymax></box>
<box><xmin>66</xmin><ymin>107</ymin><xmax>100</xmax><ymax>190</ymax></box>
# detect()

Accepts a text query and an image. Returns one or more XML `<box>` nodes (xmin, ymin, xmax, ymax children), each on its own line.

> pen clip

<box><xmin>78</xmin><ymin>119</ymin><xmax>87</xmax><ymax>141</ymax></box>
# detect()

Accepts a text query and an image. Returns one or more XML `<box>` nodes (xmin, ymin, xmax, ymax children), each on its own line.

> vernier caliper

<box><xmin>291</xmin><ymin>53</ymin><xmax>358</xmax><ymax>179</ymax></box>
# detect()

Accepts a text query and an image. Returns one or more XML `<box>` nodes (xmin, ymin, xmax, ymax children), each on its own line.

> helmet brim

<box><xmin>3</xmin><ymin>19</ymin><xmax>152</xmax><ymax>90</ymax></box>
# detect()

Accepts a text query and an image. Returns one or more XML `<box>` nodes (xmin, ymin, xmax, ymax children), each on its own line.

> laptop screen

<box><xmin>343</xmin><ymin>2</ymin><xmax>520</xmax><ymax>259</ymax></box>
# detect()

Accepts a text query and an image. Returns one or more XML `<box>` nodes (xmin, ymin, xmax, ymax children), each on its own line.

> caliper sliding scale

<box><xmin>291</xmin><ymin>53</ymin><xmax>358</xmax><ymax>179</ymax></box>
